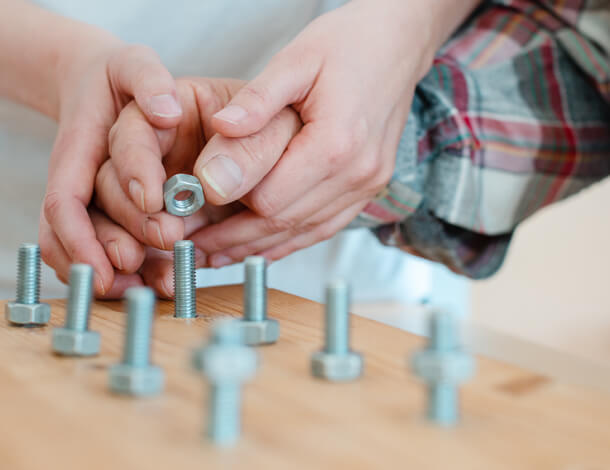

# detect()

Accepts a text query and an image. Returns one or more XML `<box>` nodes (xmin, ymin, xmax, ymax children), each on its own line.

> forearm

<box><xmin>0</xmin><ymin>0</ymin><xmax>119</xmax><ymax>119</ymax></box>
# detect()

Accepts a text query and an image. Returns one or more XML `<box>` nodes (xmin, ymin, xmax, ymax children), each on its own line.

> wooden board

<box><xmin>0</xmin><ymin>285</ymin><xmax>608</xmax><ymax>470</ymax></box>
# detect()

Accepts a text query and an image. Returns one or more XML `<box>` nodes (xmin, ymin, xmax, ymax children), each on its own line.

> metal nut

<box><xmin>311</xmin><ymin>351</ymin><xmax>363</xmax><ymax>382</ymax></box>
<box><xmin>193</xmin><ymin>344</ymin><xmax>257</xmax><ymax>383</ymax></box>
<box><xmin>108</xmin><ymin>364</ymin><xmax>164</xmax><ymax>396</ymax></box>
<box><xmin>236</xmin><ymin>319</ymin><xmax>279</xmax><ymax>346</ymax></box>
<box><xmin>52</xmin><ymin>328</ymin><xmax>100</xmax><ymax>356</ymax></box>
<box><xmin>5</xmin><ymin>301</ymin><xmax>50</xmax><ymax>325</ymax></box>
<box><xmin>411</xmin><ymin>350</ymin><xmax>474</xmax><ymax>384</ymax></box>
<box><xmin>163</xmin><ymin>174</ymin><xmax>205</xmax><ymax>217</ymax></box>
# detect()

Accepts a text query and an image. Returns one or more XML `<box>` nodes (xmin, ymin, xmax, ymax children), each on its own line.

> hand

<box><xmin>38</xmin><ymin>37</ymin><xmax>183</xmax><ymax>295</ymax></box>
<box><xmin>187</xmin><ymin>0</ymin><xmax>441</xmax><ymax>267</ymax></box>
<box><xmin>92</xmin><ymin>77</ymin><xmax>301</xmax><ymax>298</ymax></box>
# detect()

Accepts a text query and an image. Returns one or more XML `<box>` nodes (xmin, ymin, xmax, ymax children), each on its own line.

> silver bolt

<box><xmin>193</xmin><ymin>319</ymin><xmax>258</xmax><ymax>446</ymax></box>
<box><xmin>109</xmin><ymin>287</ymin><xmax>164</xmax><ymax>396</ymax></box>
<box><xmin>5</xmin><ymin>243</ymin><xmax>50</xmax><ymax>326</ymax></box>
<box><xmin>52</xmin><ymin>264</ymin><xmax>100</xmax><ymax>356</ymax></box>
<box><xmin>174</xmin><ymin>240</ymin><xmax>196</xmax><ymax>318</ymax></box>
<box><xmin>411</xmin><ymin>310</ymin><xmax>475</xmax><ymax>426</ymax></box>
<box><xmin>311</xmin><ymin>280</ymin><xmax>363</xmax><ymax>381</ymax></box>
<box><xmin>237</xmin><ymin>256</ymin><xmax>279</xmax><ymax>345</ymax></box>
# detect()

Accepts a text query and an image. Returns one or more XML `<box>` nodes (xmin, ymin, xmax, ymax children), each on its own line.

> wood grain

<box><xmin>0</xmin><ymin>285</ymin><xmax>608</xmax><ymax>470</ymax></box>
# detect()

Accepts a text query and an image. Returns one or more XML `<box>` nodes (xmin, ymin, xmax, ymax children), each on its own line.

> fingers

<box><xmin>194</xmin><ymin>107</ymin><xmax>301</xmax><ymax>204</ymax></box>
<box><xmin>39</xmin><ymin>218</ymin><xmax>72</xmax><ymax>285</ymax></box>
<box><xmin>211</xmin><ymin>47</ymin><xmax>320</xmax><ymax>137</ymax></box>
<box><xmin>108</xmin><ymin>44</ymin><xmax>182</xmax><ymax>129</ymax></box>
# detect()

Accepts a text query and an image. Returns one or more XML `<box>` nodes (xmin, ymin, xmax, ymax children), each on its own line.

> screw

<box><xmin>52</xmin><ymin>264</ymin><xmax>100</xmax><ymax>356</ymax></box>
<box><xmin>5</xmin><ymin>243</ymin><xmax>50</xmax><ymax>326</ymax></box>
<box><xmin>310</xmin><ymin>280</ymin><xmax>363</xmax><ymax>381</ymax></box>
<box><xmin>109</xmin><ymin>287</ymin><xmax>164</xmax><ymax>396</ymax></box>
<box><xmin>237</xmin><ymin>256</ymin><xmax>279</xmax><ymax>345</ymax></box>
<box><xmin>174</xmin><ymin>240</ymin><xmax>196</xmax><ymax>318</ymax></box>
<box><xmin>411</xmin><ymin>310</ymin><xmax>475</xmax><ymax>426</ymax></box>
<box><xmin>193</xmin><ymin>319</ymin><xmax>258</xmax><ymax>446</ymax></box>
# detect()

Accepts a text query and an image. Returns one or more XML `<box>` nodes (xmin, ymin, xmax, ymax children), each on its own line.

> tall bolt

<box><xmin>310</xmin><ymin>280</ymin><xmax>363</xmax><ymax>381</ymax></box>
<box><xmin>52</xmin><ymin>264</ymin><xmax>100</xmax><ymax>356</ymax></box>
<box><xmin>193</xmin><ymin>319</ymin><xmax>258</xmax><ymax>446</ymax></box>
<box><xmin>109</xmin><ymin>287</ymin><xmax>164</xmax><ymax>396</ymax></box>
<box><xmin>174</xmin><ymin>240</ymin><xmax>196</xmax><ymax>318</ymax></box>
<box><xmin>411</xmin><ymin>310</ymin><xmax>475</xmax><ymax>426</ymax></box>
<box><xmin>5</xmin><ymin>243</ymin><xmax>50</xmax><ymax>326</ymax></box>
<box><xmin>237</xmin><ymin>256</ymin><xmax>279</xmax><ymax>345</ymax></box>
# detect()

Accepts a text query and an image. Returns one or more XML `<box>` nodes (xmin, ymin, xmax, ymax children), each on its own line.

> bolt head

<box><xmin>236</xmin><ymin>318</ymin><xmax>279</xmax><ymax>346</ymax></box>
<box><xmin>52</xmin><ymin>328</ymin><xmax>100</xmax><ymax>356</ymax></box>
<box><xmin>311</xmin><ymin>351</ymin><xmax>363</xmax><ymax>382</ymax></box>
<box><xmin>5</xmin><ymin>302</ymin><xmax>50</xmax><ymax>326</ymax></box>
<box><xmin>108</xmin><ymin>364</ymin><xmax>164</xmax><ymax>396</ymax></box>
<box><xmin>163</xmin><ymin>174</ymin><xmax>205</xmax><ymax>217</ymax></box>
<box><xmin>411</xmin><ymin>349</ymin><xmax>475</xmax><ymax>384</ymax></box>
<box><xmin>193</xmin><ymin>344</ymin><xmax>257</xmax><ymax>383</ymax></box>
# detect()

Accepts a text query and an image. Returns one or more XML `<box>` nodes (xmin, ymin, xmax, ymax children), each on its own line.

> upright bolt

<box><xmin>174</xmin><ymin>240</ymin><xmax>196</xmax><ymax>318</ymax></box>
<box><xmin>52</xmin><ymin>264</ymin><xmax>100</xmax><ymax>356</ymax></box>
<box><xmin>310</xmin><ymin>280</ymin><xmax>363</xmax><ymax>381</ymax></box>
<box><xmin>411</xmin><ymin>310</ymin><xmax>475</xmax><ymax>426</ymax></box>
<box><xmin>5</xmin><ymin>243</ymin><xmax>50</xmax><ymax>326</ymax></box>
<box><xmin>193</xmin><ymin>319</ymin><xmax>258</xmax><ymax>446</ymax></box>
<box><xmin>237</xmin><ymin>256</ymin><xmax>279</xmax><ymax>345</ymax></box>
<box><xmin>109</xmin><ymin>287</ymin><xmax>164</xmax><ymax>396</ymax></box>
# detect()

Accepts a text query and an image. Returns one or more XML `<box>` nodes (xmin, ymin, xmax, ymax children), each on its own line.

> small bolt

<box><xmin>236</xmin><ymin>256</ymin><xmax>279</xmax><ymax>345</ymax></box>
<box><xmin>52</xmin><ymin>264</ymin><xmax>100</xmax><ymax>356</ymax></box>
<box><xmin>174</xmin><ymin>240</ymin><xmax>196</xmax><ymax>318</ymax></box>
<box><xmin>109</xmin><ymin>287</ymin><xmax>164</xmax><ymax>396</ymax></box>
<box><xmin>5</xmin><ymin>243</ymin><xmax>50</xmax><ymax>326</ymax></box>
<box><xmin>311</xmin><ymin>280</ymin><xmax>363</xmax><ymax>381</ymax></box>
<box><xmin>193</xmin><ymin>319</ymin><xmax>258</xmax><ymax>446</ymax></box>
<box><xmin>411</xmin><ymin>310</ymin><xmax>475</xmax><ymax>426</ymax></box>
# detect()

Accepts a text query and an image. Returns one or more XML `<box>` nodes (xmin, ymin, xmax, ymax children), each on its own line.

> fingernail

<box><xmin>143</xmin><ymin>218</ymin><xmax>166</xmax><ymax>250</ymax></box>
<box><xmin>98</xmin><ymin>277</ymin><xmax>106</xmax><ymax>297</ymax></box>
<box><xmin>212</xmin><ymin>254</ymin><xmax>233</xmax><ymax>268</ymax></box>
<box><xmin>106</xmin><ymin>240</ymin><xmax>123</xmax><ymax>271</ymax></box>
<box><xmin>129</xmin><ymin>179</ymin><xmax>146</xmax><ymax>212</ymax></box>
<box><xmin>200</xmin><ymin>155</ymin><xmax>242</xmax><ymax>198</ymax></box>
<box><xmin>148</xmin><ymin>94</ymin><xmax>182</xmax><ymax>118</ymax></box>
<box><xmin>213</xmin><ymin>105</ymin><xmax>247</xmax><ymax>124</ymax></box>
<box><xmin>160</xmin><ymin>275</ymin><xmax>173</xmax><ymax>298</ymax></box>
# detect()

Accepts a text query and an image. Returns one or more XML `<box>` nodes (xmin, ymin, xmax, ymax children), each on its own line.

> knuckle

<box><xmin>348</xmin><ymin>156</ymin><xmax>382</xmax><ymax>188</ymax></box>
<box><xmin>264</xmin><ymin>215</ymin><xmax>296</xmax><ymax>234</ymax></box>
<box><xmin>235</xmin><ymin>133</ymin><xmax>268</xmax><ymax>167</ymax></box>
<box><xmin>239</xmin><ymin>84</ymin><xmax>272</xmax><ymax>109</ymax></box>
<box><xmin>250</xmin><ymin>189</ymin><xmax>282</xmax><ymax>218</ymax></box>
<box><xmin>42</xmin><ymin>191</ymin><xmax>62</xmax><ymax>224</ymax></box>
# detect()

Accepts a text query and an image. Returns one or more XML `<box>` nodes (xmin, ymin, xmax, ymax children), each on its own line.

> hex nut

<box><xmin>236</xmin><ymin>319</ymin><xmax>279</xmax><ymax>346</ymax></box>
<box><xmin>411</xmin><ymin>350</ymin><xmax>475</xmax><ymax>384</ymax></box>
<box><xmin>163</xmin><ymin>174</ymin><xmax>205</xmax><ymax>217</ymax></box>
<box><xmin>193</xmin><ymin>344</ymin><xmax>257</xmax><ymax>382</ymax></box>
<box><xmin>311</xmin><ymin>351</ymin><xmax>363</xmax><ymax>382</ymax></box>
<box><xmin>52</xmin><ymin>328</ymin><xmax>100</xmax><ymax>356</ymax></box>
<box><xmin>5</xmin><ymin>301</ymin><xmax>50</xmax><ymax>326</ymax></box>
<box><xmin>108</xmin><ymin>364</ymin><xmax>164</xmax><ymax>396</ymax></box>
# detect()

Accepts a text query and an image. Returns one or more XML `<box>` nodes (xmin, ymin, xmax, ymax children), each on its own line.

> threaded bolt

<box><xmin>174</xmin><ymin>240</ymin><xmax>196</xmax><ymax>318</ymax></box>
<box><xmin>244</xmin><ymin>256</ymin><xmax>266</xmax><ymax>322</ymax></box>
<box><xmin>209</xmin><ymin>384</ymin><xmax>241</xmax><ymax>444</ymax></box>
<box><xmin>16</xmin><ymin>243</ymin><xmax>40</xmax><ymax>305</ymax></box>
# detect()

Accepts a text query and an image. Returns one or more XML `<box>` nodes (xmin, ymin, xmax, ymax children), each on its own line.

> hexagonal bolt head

<box><xmin>5</xmin><ymin>301</ymin><xmax>50</xmax><ymax>326</ymax></box>
<box><xmin>163</xmin><ymin>174</ymin><xmax>205</xmax><ymax>217</ymax></box>
<box><xmin>193</xmin><ymin>344</ymin><xmax>258</xmax><ymax>383</ymax></box>
<box><xmin>52</xmin><ymin>328</ymin><xmax>100</xmax><ymax>356</ymax></box>
<box><xmin>236</xmin><ymin>318</ymin><xmax>279</xmax><ymax>346</ymax></box>
<box><xmin>311</xmin><ymin>351</ymin><xmax>364</xmax><ymax>382</ymax></box>
<box><xmin>411</xmin><ymin>350</ymin><xmax>475</xmax><ymax>384</ymax></box>
<box><xmin>108</xmin><ymin>364</ymin><xmax>164</xmax><ymax>396</ymax></box>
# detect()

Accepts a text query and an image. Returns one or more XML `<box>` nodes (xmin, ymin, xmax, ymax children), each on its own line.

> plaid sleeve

<box><xmin>351</xmin><ymin>0</ymin><xmax>610</xmax><ymax>279</ymax></box>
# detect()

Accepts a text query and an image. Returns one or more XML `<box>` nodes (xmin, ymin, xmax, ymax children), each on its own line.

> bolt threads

<box><xmin>123</xmin><ymin>287</ymin><xmax>156</xmax><ymax>367</ymax></box>
<box><xmin>15</xmin><ymin>243</ymin><xmax>40</xmax><ymax>305</ymax></box>
<box><xmin>324</xmin><ymin>279</ymin><xmax>350</xmax><ymax>355</ymax></box>
<box><xmin>64</xmin><ymin>264</ymin><xmax>93</xmax><ymax>331</ymax></box>
<box><xmin>174</xmin><ymin>240</ymin><xmax>196</xmax><ymax>318</ymax></box>
<box><xmin>427</xmin><ymin>383</ymin><xmax>458</xmax><ymax>425</ymax></box>
<box><xmin>244</xmin><ymin>256</ymin><xmax>266</xmax><ymax>322</ymax></box>
<box><xmin>429</xmin><ymin>311</ymin><xmax>457</xmax><ymax>351</ymax></box>
<box><xmin>208</xmin><ymin>383</ymin><xmax>241</xmax><ymax>445</ymax></box>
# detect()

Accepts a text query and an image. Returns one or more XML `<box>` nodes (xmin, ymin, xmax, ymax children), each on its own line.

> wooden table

<box><xmin>1</xmin><ymin>286</ymin><xmax>609</xmax><ymax>469</ymax></box>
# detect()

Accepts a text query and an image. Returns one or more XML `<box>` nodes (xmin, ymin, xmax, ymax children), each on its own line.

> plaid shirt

<box><xmin>353</xmin><ymin>0</ymin><xmax>610</xmax><ymax>278</ymax></box>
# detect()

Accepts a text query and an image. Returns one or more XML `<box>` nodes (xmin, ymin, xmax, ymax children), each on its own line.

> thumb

<box><xmin>108</xmin><ymin>44</ymin><xmax>182</xmax><ymax>129</ymax></box>
<box><xmin>212</xmin><ymin>50</ymin><xmax>319</xmax><ymax>138</ymax></box>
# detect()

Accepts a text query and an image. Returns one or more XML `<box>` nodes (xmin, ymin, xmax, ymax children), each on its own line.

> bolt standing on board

<box><xmin>174</xmin><ymin>240</ymin><xmax>197</xmax><ymax>318</ymax></box>
<box><xmin>411</xmin><ymin>310</ymin><xmax>475</xmax><ymax>426</ymax></box>
<box><xmin>311</xmin><ymin>280</ymin><xmax>363</xmax><ymax>382</ymax></box>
